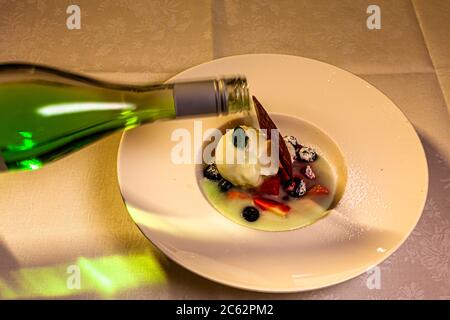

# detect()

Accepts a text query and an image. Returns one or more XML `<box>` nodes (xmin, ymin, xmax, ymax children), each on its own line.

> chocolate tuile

<box><xmin>252</xmin><ymin>96</ymin><xmax>293</xmax><ymax>179</ymax></box>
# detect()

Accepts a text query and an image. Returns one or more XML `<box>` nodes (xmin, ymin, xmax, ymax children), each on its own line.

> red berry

<box><xmin>253</xmin><ymin>196</ymin><xmax>291</xmax><ymax>216</ymax></box>
<box><xmin>308</xmin><ymin>184</ymin><xmax>329</xmax><ymax>195</ymax></box>
<box><xmin>227</xmin><ymin>191</ymin><xmax>250</xmax><ymax>200</ymax></box>
<box><xmin>258</xmin><ymin>176</ymin><xmax>280</xmax><ymax>196</ymax></box>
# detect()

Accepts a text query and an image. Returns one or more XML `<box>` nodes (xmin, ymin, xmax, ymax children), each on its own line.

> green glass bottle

<box><xmin>0</xmin><ymin>63</ymin><xmax>250</xmax><ymax>171</ymax></box>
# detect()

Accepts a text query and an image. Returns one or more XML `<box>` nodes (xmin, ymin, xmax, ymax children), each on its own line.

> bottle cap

<box><xmin>173</xmin><ymin>77</ymin><xmax>248</xmax><ymax>117</ymax></box>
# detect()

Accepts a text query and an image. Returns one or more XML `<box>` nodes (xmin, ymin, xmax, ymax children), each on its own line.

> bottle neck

<box><xmin>121</xmin><ymin>77</ymin><xmax>250</xmax><ymax>130</ymax></box>
<box><xmin>222</xmin><ymin>77</ymin><xmax>250</xmax><ymax>115</ymax></box>
<box><xmin>171</xmin><ymin>77</ymin><xmax>250</xmax><ymax>118</ymax></box>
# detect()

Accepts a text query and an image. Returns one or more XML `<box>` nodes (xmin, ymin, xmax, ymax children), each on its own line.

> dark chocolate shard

<box><xmin>252</xmin><ymin>96</ymin><xmax>293</xmax><ymax>179</ymax></box>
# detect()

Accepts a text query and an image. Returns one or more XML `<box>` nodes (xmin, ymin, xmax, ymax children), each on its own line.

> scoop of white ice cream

<box><xmin>215</xmin><ymin>126</ymin><xmax>278</xmax><ymax>187</ymax></box>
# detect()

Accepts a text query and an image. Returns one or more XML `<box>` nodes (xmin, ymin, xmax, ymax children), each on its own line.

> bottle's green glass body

<box><xmin>0</xmin><ymin>64</ymin><xmax>249</xmax><ymax>171</ymax></box>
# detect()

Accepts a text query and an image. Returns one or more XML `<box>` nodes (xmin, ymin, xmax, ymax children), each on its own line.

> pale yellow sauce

<box><xmin>200</xmin><ymin>155</ymin><xmax>337</xmax><ymax>231</ymax></box>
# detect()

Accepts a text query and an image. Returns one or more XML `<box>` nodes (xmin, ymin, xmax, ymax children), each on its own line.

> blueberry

<box><xmin>232</xmin><ymin>126</ymin><xmax>249</xmax><ymax>149</ymax></box>
<box><xmin>218</xmin><ymin>178</ymin><xmax>233</xmax><ymax>192</ymax></box>
<box><xmin>298</xmin><ymin>147</ymin><xmax>317</xmax><ymax>163</ymax></box>
<box><xmin>283</xmin><ymin>177</ymin><xmax>307</xmax><ymax>198</ymax></box>
<box><xmin>203</xmin><ymin>163</ymin><xmax>221</xmax><ymax>180</ymax></box>
<box><xmin>242</xmin><ymin>206</ymin><xmax>260</xmax><ymax>222</ymax></box>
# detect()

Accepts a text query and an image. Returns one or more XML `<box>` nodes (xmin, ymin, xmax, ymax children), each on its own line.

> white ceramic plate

<box><xmin>117</xmin><ymin>54</ymin><xmax>428</xmax><ymax>292</ymax></box>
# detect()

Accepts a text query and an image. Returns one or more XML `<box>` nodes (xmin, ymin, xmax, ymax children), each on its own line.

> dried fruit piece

<box><xmin>308</xmin><ymin>184</ymin><xmax>330</xmax><ymax>195</ymax></box>
<box><xmin>302</xmin><ymin>165</ymin><xmax>316</xmax><ymax>180</ymax></box>
<box><xmin>258</xmin><ymin>175</ymin><xmax>281</xmax><ymax>196</ymax></box>
<box><xmin>253</xmin><ymin>196</ymin><xmax>291</xmax><ymax>217</ymax></box>
<box><xmin>284</xmin><ymin>135</ymin><xmax>299</xmax><ymax>147</ymax></box>
<box><xmin>283</xmin><ymin>136</ymin><xmax>298</xmax><ymax>162</ymax></box>
<box><xmin>227</xmin><ymin>191</ymin><xmax>250</xmax><ymax>200</ymax></box>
